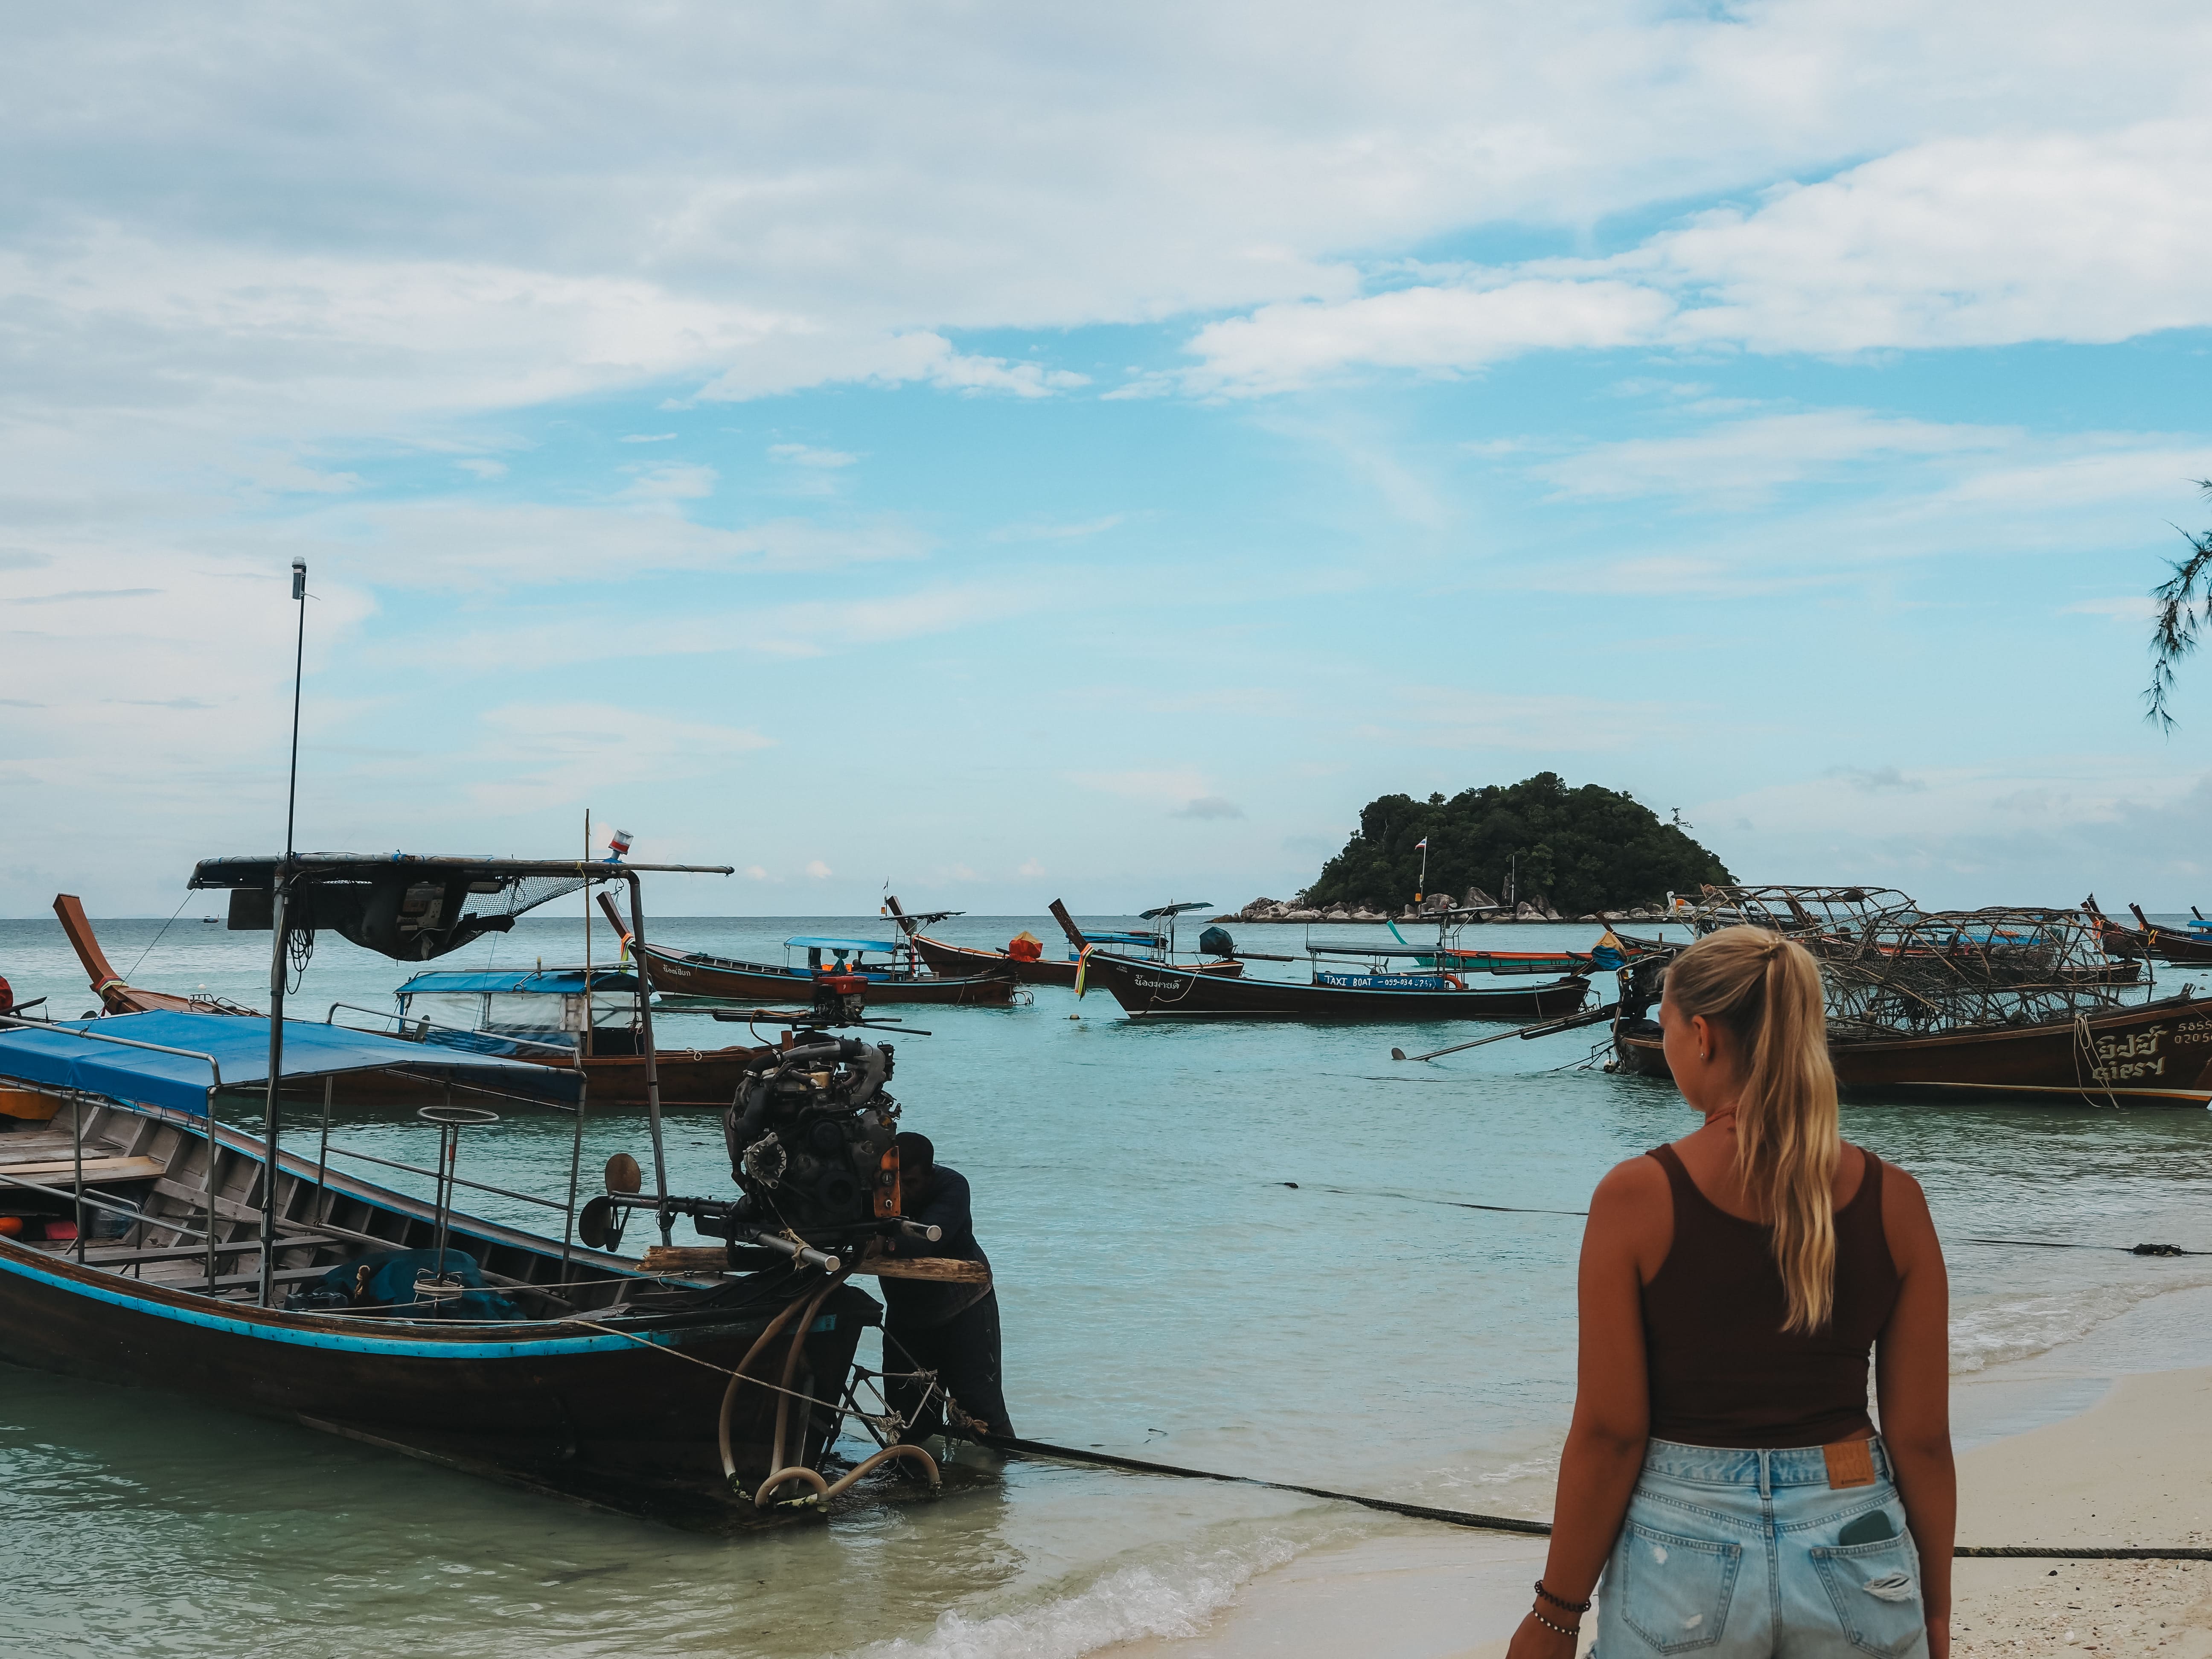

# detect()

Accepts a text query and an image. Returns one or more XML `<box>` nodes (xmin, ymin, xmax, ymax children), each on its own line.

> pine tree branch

<box><xmin>2145</xmin><ymin>480</ymin><xmax>2212</xmax><ymax>732</ymax></box>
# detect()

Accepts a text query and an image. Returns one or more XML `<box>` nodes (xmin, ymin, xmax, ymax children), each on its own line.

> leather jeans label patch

<box><xmin>1822</xmin><ymin>1439</ymin><xmax>1876</xmax><ymax>1489</ymax></box>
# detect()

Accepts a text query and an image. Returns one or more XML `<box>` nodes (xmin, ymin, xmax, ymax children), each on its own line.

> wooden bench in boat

<box><xmin>68</xmin><ymin>1234</ymin><xmax>347</xmax><ymax>1267</ymax></box>
<box><xmin>0</xmin><ymin>1155</ymin><xmax>167</xmax><ymax>1183</ymax></box>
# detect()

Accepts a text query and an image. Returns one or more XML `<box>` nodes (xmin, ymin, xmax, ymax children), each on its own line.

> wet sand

<box><xmin>1107</xmin><ymin>1365</ymin><xmax>2212</xmax><ymax>1659</ymax></box>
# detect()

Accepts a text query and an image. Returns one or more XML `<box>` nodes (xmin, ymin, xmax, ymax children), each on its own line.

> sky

<box><xmin>5</xmin><ymin>1</ymin><xmax>2212</xmax><ymax>917</ymax></box>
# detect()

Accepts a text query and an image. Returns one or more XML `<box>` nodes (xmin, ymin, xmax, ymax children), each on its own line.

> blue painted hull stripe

<box><xmin>0</xmin><ymin>1250</ymin><xmax>832</xmax><ymax>1359</ymax></box>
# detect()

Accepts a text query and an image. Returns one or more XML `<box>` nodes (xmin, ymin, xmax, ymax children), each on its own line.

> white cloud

<box><xmin>374</xmin><ymin>576</ymin><xmax>1061</xmax><ymax>669</ymax></box>
<box><xmin>804</xmin><ymin>859</ymin><xmax>832</xmax><ymax>878</ymax></box>
<box><xmin>1185</xmin><ymin>279</ymin><xmax>1672</xmax><ymax>396</ymax></box>
<box><xmin>1359</xmin><ymin>688</ymin><xmax>1687</xmax><ymax>752</ymax></box>
<box><xmin>622</xmin><ymin>462</ymin><xmax>718</xmax><ymax>504</ymax></box>
<box><xmin>455</xmin><ymin>457</ymin><xmax>508</xmax><ymax>479</ymax></box>
<box><xmin>1646</xmin><ymin>121</ymin><xmax>2212</xmax><ymax>355</ymax></box>
<box><xmin>768</xmin><ymin>443</ymin><xmax>858</xmax><ymax>469</ymax></box>
<box><xmin>622</xmin><ymin>433</ymin><xmax>679</xmax><ymax>443</ymax></box>
<box><xmin>1066</xmin><ymin>766</ymin><xmax>1213</xmax><ymax>803</ymax></box>
<box><xmin>1828</xmin><ymin>765</ymin><xmax>1926</xmax><ymax>795</ymax></box>
<box><xmin>8</xmin><ymin>6</ymin><xmax>2206</xmax><ymax>434</ymax></box>
<box><xmin>1535</xmin><ymin>411</ymin><xmax>2014</xmax><ymax>504</ymax></box>
<box><xmin>693</xmin><ymin>330</ymin><xmax>1088</xmax><ymax>402</ymax></box>
<box><xmin>1691</xmin><ymin>764</ymin><xmax>2212</xmax><ymax>905</ymax></box>
<box><xmin>2066</xmin><ymin>596</ymin><xmax>2158</xmax><ymax>622</ymax></box>
<box><xmin>285</xmin><ymin>498</ymin><xmax>931</xmax><ymax>588</ymax></box>
<box><xmin>989</xmin><ymin>515</ymin><xmax>1125</xmax><ymax>544</ymax></box>
<box><xmin>463</xmin><ymin>702</ymin><xmax>773</xmax><ymax>814</ymax></box>
<box><xmin>1178</xmin><ymin>119</ymin><xmax>2212</xmax><ymax>391</ymax></box>
<box><xmin>1173</xmin><ymin>795</ymin><xmax>1246</xmax><ymax>820</ymax></box>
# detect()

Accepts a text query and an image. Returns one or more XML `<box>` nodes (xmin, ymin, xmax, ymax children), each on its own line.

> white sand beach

<box><xmin>1108</xmin><ymin>1364</ymin><xmax>2212</xmax><ymax>1659</ymax></box>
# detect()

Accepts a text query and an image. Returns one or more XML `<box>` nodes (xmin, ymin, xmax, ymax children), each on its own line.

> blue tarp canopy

<box><xmin>0</xmin><ymin>1011</ymin><xmax>581</xmax><ymax>1117</ymax></box>
<box><xmin>786</xmin><ymin>937</ymin><xmax>900</xmax><ymax>954</ymax></box>
<box><xmin>393</xmin><ymin>966</ymin><xmax>639</xmax><ymax>997</ymax></box>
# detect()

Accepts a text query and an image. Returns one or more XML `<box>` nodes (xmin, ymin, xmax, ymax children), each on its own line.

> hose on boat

<box><xmin>754</xmin><ymin>1276</ymin><xmax>844</xmax><ymax>1505</ymax></box>
<box><xmin>715</xmin><ymin>1290</ymin><xmax>815</xmax><ymax>1487</ymax></box>
<box><xmin>752</xmin><ymin>1442</ymin><xmax>943</xmax><ymax>1510</ymax></box>
<box><xmin>712</xmin><ymin>1267</ymin><xmax>946</xmax><ymax>1508</ymax></box>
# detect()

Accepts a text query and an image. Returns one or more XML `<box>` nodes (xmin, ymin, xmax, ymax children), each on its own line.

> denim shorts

<box><xmin>1595</xmin><ymin>1437</ymin><xmax>1927</xmax><ymax>1658</ymax></box>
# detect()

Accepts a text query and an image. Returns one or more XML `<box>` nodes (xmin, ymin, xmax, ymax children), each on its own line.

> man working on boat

<box><xmin>879</xmin><ymin>1131</ymin><xmax>1014</xmax><ymax>1444</ymax></box>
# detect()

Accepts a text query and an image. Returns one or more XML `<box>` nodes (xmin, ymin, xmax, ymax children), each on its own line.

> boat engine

<box><xmin>575</xmin><ymin>980</ymin><xmax>941</xmax><ymax>1267</ymax></box>
<box><xmin>716</xmin><ymin>1035</ymin><xmax>901</xmax><ymax>1237</ymax></box>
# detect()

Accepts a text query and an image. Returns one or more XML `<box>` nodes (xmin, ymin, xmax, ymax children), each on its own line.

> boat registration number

<box><xmin>1316</xmin><ymin>973</ymin><xmax>1452</xmax><ymax>991</ymax></box>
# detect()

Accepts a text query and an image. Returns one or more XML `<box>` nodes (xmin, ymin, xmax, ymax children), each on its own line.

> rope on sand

<box><xmin>977</xmin><ymin>1436</ymin><xmax>2212</xmax><ymax>1560</ymax></box>
<box><xmin>1956</xmin><ymin>1546</ymin><xmax>2212</xmax><ymax>1560</ymax></box>
<box><xmin>976</xmin><ymin>1434</ymin><xmax>1551</xmax><ymax>1536</ymax></box>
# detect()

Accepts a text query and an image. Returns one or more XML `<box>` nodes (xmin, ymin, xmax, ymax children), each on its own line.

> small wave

<box><xmin>1948</xmin><ymin>1269</ymin><xmax>2212</xmax><ymax>1374</ymax></box>
<box><xmin>847</xmin><ymin>1538</ymin><xmax>1300</xmax><ymax>1659</ymax></box>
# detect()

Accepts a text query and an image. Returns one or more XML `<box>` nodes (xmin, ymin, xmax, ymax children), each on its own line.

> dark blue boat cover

<box><xmin>0</xmin><ymin>1011</ymin><xmax>581</xmax><ymax>1116</ymax></box>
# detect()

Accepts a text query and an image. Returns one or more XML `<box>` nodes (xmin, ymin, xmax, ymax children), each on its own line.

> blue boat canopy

<box><xmin>393</xmin><ymin>967</ymin><xmax>639</xmax><ymax>997</ymax></box>
<box><xmin>785</xmin><ymin>937</ymin><xmax>901</xmax><ymax>954</ymax></box>
<box><xmin>0</xmin><ymin>1011</ymin><xmax>581</xmax><ymax>1117</ymax></box>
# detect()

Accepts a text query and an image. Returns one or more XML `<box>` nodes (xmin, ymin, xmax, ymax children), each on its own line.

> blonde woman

<box><xmin>1509</xmin><ymin>927</ymin><xmax>1954</xmax><ymax>1658</ymax></box>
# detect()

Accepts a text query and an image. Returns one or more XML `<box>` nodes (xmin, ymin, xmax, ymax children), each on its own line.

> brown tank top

<box><xmin>1641</xmin><ymin>1142</ymin><xmax>1901</xmax><ymax>1449</ymax></box>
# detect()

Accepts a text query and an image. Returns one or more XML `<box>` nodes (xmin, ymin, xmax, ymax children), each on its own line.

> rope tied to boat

<box><xmin>967</xmin><ymin>1435</ymin><xmax>2212</xmax><ymax>1560</ymax></box>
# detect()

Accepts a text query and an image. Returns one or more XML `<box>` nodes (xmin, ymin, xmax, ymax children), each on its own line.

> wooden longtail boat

<box><xmin>54</xmin><ymin>893</ymin><xmax>255</xmax><ymax>1016</ymax></box>
<box><xmin>54</xmin><ymin>895</ymin><xmax>763</xmax><ymax>1110</ymax></box>
<box><xmin>1610</xmin><ymin>993</ymin><xmax>2212</xmax><ymax>1105</ymax></box>
<box><xmin>2125</xmin><ymin>902</ymin><xmax>2212</xmax><ymax>965</ymax></box>
<box><xmin>2080</xmin><ymin>896</ymin><xmax>2153</xmax><ymax>961</ymax></box>
<box><xmin>1077</xmin><ymin>950</ymin><xmax>1591</xmax><ymax>1021</ymax></box>
<box><xmin>884</xmin><ymin>896</ymin><xmax>1247</xmax><ymax>989</ymax></box>
<box><xmin>376</xmin><ymin>964</ymin><xmax>770</xmax><ymax>1109</ymax></box>
<box><xmin>1607</xmin><ymin>903</ymin><xmax>2212</xmax><ymax>1105</ymax></box>
<box><xmin>0</xmin><ymin>1011</ymin><xmax>896</xmax><ymax>1519</ymax></box>
<box><xmin>598</xmin><ymin>894</ymin><xmax>1013</xmax><ymax>1006</ymax></box>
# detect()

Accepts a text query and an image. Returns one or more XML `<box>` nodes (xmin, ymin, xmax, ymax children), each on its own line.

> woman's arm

<box><xmin>1506</xmin><ymin>1157</ymin><xmax>1666</xmax><ymax>1658</ymax></box>
<box><xmin>1874</xmin><ymin>1165</ymin><xmax>1954</xmax><ymax>1659</ymax></box>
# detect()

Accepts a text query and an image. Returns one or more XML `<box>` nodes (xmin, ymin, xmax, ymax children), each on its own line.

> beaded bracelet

<box><xmin>1530</xmin><ymin>1609</ymin><xmax>1580</xmax><ymax>1637</ymax></box>
<box><xmin>1534</xmin><ymin>1580</ymin><xmax>1593</xmax><ymax>1614</ymax></box>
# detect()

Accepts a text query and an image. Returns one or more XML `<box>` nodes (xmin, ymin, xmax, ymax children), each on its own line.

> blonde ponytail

<box><xmin>1664</xmin><ymin>926</ymin><xmax>1840</xmax><ymax>1332</ymax></box>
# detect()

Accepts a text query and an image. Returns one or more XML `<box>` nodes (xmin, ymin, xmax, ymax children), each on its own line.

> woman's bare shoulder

<box><xmin>1859</xmin><ymin>1145</ymin><xmax>1931</xmax><ymax>1208</ymax></box>
<box><xmin>1590</xmin><ymin>1151</ymin><xmax>1669</xmax><ymax>1212</ymax></box>
<box><xmin>1864</xmin><ymin>1150</ymin><xmax>1941</xmax><ymax>1263</ymax></box>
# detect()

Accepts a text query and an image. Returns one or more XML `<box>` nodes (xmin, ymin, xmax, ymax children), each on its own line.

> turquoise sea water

<box><xmin>3</xmin><ymin>909</ymin><xmax>2211</xmax><ymax>1659</ymax></box>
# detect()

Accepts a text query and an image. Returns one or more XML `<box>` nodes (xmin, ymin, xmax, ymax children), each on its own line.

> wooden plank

<box><xmin>78</xmin><ymin>1234</ymin><xmax>343</xmax><ymax>1267</ymax></box>
<box><xmin>634</xmin><ymin>1243</ymin><xmax>992</xmax><ymax>1282</ymax></box>
<box><xmin>856</xmin><ymin>1254</ymin><xmax>990</xmax><ymax>1283</ymax></box>
<box><xmin>637</xmin><ymin>1244</ymin><xmax>728</xmax><ymax>1275</ymax></box>
<box><xmin>0</xmin><ymin>1156</ymin><xmax>167</xmax><ymax>1182</ymax></box>
<box><xmin>158</xmin><ymin>1264</ymin><xmax>339</xmax><ymax>1293</ymax></box>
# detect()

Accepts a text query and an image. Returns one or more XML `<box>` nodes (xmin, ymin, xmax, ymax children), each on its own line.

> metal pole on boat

<box><xmin>624</xmin><ymin>869</ymin><xmax>673</xmax><ymax>1246</ymax></box>
<box><xmin>582</xmin><ymin>809</ymin><xmax>593</xmax><ymax>1062</ymax></box>
<box><xmin>259</xmin><ymin>557</ymin><xmax>309</xmax><ymax>1308</ymax></box>
<box><xmin>204</xmin><ymin>1086</ymin><xmax>220</xmax><ymax>1292</ymax></box>
<box><xmin>561</xmin><ymin>1070</ymin><xmax>586</xmax><ymax>1281</ymax></box>
<box><xmin>315</xmin><ymin>1074</ymin><xmax>333</xmax><ymax>1219</ymax></box>
<box><xmin>71</xmin><ymin>1091</ymin><xmax>85</xmax><ymax>1266</ymax></box>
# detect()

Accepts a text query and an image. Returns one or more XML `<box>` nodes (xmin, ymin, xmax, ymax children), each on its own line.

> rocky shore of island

<box><xmin>1208</xmin><ymin>892</ymin><xmax>1676</xmax><ymax>925</ymax></box>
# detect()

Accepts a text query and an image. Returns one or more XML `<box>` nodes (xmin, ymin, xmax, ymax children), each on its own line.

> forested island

<box><xmin>1295</xmin><ymin>773</ymin><xmax>1731</xmax><ymax>918</ymax></box>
